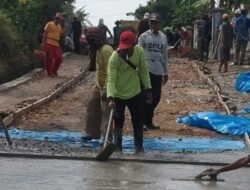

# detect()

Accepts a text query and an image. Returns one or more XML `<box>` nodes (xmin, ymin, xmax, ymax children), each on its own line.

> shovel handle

<box><xmin>103</xmin><ymin>109</ymin><xmax>114</xmax><ymax>148</ymax></box>
<box><xmin>0</xmin><ymin>117</ymin><xmax>12</xmax><ymax>146</ymax></box>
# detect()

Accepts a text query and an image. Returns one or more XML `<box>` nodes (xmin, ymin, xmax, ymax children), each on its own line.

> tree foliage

<box><xmin>135</xmin><ymin>0</ymin><xmax>209</xmax><ymax>28</ymax></box>
<box><xmin>0</xmin><ymin>0</ymin><xmax>86</xmax><ymax>83</ymax></box>
<box><xmin>135</xmin><ymin>0</ymin><xmax>250</xmax><ymax>29</ymax></box>
<box><xmin>0</xmin><ymin>10</ymin><xmax>17</xmax><ymax>57</ymax></box>
<box><xmin>0</xmin><ymin>0</ymin><xmax>85</xmax><ymax>55</ymax></box>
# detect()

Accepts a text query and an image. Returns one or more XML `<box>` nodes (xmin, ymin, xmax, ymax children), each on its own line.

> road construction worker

<box><xmin>231</xmin><ymin>9</ymin><xmax>241</xmax><ymax>50</ymax></box>
<box><xmin>138</xmin><ymin>13</ymin><xmax>168</xmax><ymax>130</ymax></box>
<box><xmin>98</xmin><ymin>18</ymin><xmax>113</xmax><ymax>38</ymax></box>
<box><xmin>42</xmin><ymin>12</ymin><xmax>64</xmax><ymax>77</ymax></box>
<box><xmin>234</xmin><ymin>8</ymin><xmax>250</xmax><ymax>65</ymax></box>
<box><xmin>231</xmin><ymin>9</ymin><xmax>241</xmax><ymax>29</ymax></box>
<box><xmin>107</xmin><ymin>30</ymin><xmax>152</xmax><ymax>154</ymax></box>
<box><xmin>218</xmin><ymin>13</ymin><xmax>234</xmax><ymax>73</ymax></box>
<box><xmin>113</xmin><ymin>20</ymin><xmax>121</xmax><ymax>48</ymax></box>
<box><xmin>197</xmin><ymin>14</ymin><xmax>212</xmax><ymax>62</ymax></box>
<box><xmin>136</xmin><ymin>12</ymin><xmax>150</xmax><ymax>41</ymax></box>
<box><xmin>85</xmin><ymin>27</ymin><xmax>114</xmax><ymax>141</ymax></box>
<box><xmin>71</xmin><ymin>17</ymin><xmax>82</xmax><ymax>53</ymax></box>
<box><xmin>196</xmin><ymin>154</ymin><xmax>250</xmax><ymax>179</ymax></box>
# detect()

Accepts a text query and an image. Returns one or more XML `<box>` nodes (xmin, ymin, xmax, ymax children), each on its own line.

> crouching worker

<box><xmin>85</xmin><ymin>27</ymin><xmax>114</xmax><ymax>142</ymax></box>
<box><xmin>107</xmin><ymin>31</ymin><xmax>152</xmax><ymax>154</ymax></box>
<box><xmin>196</xmin><ymin>155</ymin><xmax>250</xmax><ymax>179</ymax></box>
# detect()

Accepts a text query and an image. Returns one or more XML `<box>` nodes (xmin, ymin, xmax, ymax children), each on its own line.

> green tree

<box><xmin>134</xmin><ymin>0</ymin><xmax>250</xmax><ymax>29</ymax></box>
<box><xmin>134</xmin><ymin>0</ymin><xmax>208</xmax><ymax>28</ymax></box>
<box><xmin>0</xmin><ymin>0</ymin><xmax>87</xmax><ymax>83</ymax></box>
<box><xmin>0</xmin><ymin>0</ymin><xmax>79</xmax><ymax>50</ymax></box>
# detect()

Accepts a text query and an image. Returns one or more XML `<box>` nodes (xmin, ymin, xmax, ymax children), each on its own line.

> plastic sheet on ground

<box><xmin>235</xmin><ymin>71</ymin><xmax>250</xmax><ymax>93</ymax></box>
<box><xmin>0</xmin><ymin>128</ymin><xmax>245</xmax><ymax>152</ymax></box>
<box><xmin>240</xmin><ymin>102</ymin><xmax>250</xmax><ymax>114</ymax></box>
<box><xmin>240</xmin><ymin>105</ymin><xmax>250</xmax><ymax>121</ymax></box>
<box><xmin>177</xmin><ymin>112</ymin><xmax>250</xmax><ymax>136</ymax></box>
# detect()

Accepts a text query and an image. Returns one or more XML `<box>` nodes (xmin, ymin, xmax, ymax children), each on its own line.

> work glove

<box><xmin>145</xmin><ymin>90</ymin><xmax>153</xmax><ymax>104</ymax></box>
<box><xmin>162</xmin><ymin>75</ymin><xmax>168</xmax><ymax>85</ymax></box>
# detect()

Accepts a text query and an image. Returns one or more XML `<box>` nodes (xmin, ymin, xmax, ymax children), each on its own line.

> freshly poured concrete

<box><xmin>0</xmin><ymin>157</ymin><xmax>248</xmax><ymax>190</ymax></box>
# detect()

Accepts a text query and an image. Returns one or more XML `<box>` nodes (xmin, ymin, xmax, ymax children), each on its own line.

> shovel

<box><xmin>96</xmin><ymin>109</ymin><xmax>117</xmax><ymax>161</ymax></box>
<box><xmin>0</xmin><ymin>117</ymin><xmax>12</xmax><ymax>146</ymax></box>
<box><xmin>168</xmin><ymin>38</ymin><xmax>181</xmax><ymax>50</ymax></box>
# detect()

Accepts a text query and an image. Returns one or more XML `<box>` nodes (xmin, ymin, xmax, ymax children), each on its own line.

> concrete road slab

<box><xmin>0</xmin><ymin>157</ymin><xmax>248</xmax><ymax>190</ymax></box>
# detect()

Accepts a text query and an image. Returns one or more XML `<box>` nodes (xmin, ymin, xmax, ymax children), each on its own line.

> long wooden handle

<box><xmin>103</xmin><ymin>109</ymin><xmax>113</xmax><ymax>148</ymax></box>
<box><xmin>0</xmin><ymin>117</ymin><xmax>12</xmax><ymax>146</ymax></box>
<box><xmin>244</xmin><ymin>132</ymin><xmax>250</xmax><ymax>149</ymax></box>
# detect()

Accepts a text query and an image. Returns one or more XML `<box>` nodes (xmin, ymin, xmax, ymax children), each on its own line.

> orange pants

<box><xmin>44</xmin><ymin>43</ymin><xmax>63</xmax><ymax>76</ymax></box>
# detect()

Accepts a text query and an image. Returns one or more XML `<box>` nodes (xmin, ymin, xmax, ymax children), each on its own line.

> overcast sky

<box><xmin>74</xmin><ymin>0</ymin><xmax>148</xmax><ymax>32</ymax></box>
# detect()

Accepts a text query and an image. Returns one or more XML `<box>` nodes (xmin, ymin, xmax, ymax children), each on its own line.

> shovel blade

<box><xmin>96</xmin><ymin>143</ymin><xmax>117</xmax><ymax>161</ymax></box>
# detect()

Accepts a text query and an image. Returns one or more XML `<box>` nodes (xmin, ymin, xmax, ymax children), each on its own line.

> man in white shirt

<box><xmin>138</xmin><ymin>13</ymin><xmax>168</xmax><ymax>130</ymax></box>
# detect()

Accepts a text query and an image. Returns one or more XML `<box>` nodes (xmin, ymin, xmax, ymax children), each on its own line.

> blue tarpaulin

<box><xmin>240</xmin><ymin>102</ymin><xmax>250</xmax><ymax>114</ymax></box>
<box><xmin>235</xmin><ymin>71</ymin><xmax>250</xmax><ymax>93</ymax></box>
<box><xmin>0</xmin><ymin>128</ymin><xmax>246</xmax><ymax>152</ymax></box>
<box><xmin>177</xmin><ymin>112</ymin><xmax>250</xmax><ymax>136</ymax></box>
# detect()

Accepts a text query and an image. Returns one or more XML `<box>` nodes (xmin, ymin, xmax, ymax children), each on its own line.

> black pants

<box><xmin>198</xmin><ymin>39</ymin><xmax>210</xmax><ymax>61</ymax></box>
<box><xmin>73</xmin><ymin>33</ymin><xmax>81</xmax><ymax>53</ymax></box>
<box><xmin>89</xmin><ymin>47</ymin><xmax>97</xmax><ymax>71</ymax></box>
<box><xmin>144</xmin><ymin>72</ymin><xmax>162</xmax><ymax>125</ymax></box>
<box><xmin>114</xmin><ymin>93</ymin><xmax>144</xmax><ymax>148</ymax></box>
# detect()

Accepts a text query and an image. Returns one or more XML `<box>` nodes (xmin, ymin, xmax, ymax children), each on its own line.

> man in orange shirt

<box><xmin>42</xmin><ymin>13</ymin><xmax>64</xmax><ymax>77</ymax></box>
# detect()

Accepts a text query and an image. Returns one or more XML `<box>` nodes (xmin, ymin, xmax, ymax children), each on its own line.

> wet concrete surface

<box><xmin>1</xmin><ymin>57</ymin><xmax>249</xmax><ymax>189</ymax></box>
<box><xmin>0</xmin><ymin>137</ymin><xmax>248</xmax><ymax>166</ymax></box>
<box><xmin>0</xmin><ymin>157</ymin><xmax>249</xmax><ymax>190</ymax></box>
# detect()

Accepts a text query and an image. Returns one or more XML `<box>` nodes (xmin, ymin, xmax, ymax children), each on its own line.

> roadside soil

<box><xmin>199</xmin><ymin>60</ymin><xmax>250</xmax><ymax>113</ymax></box>
<box><xmin>0</xmin><ymin>54</ymin><xmax>88</xmax><ymax>113</ymax></box>
<box><xmin>16</xmin><ymin>57</ymin><xmax>222</xmax><ymax>138</ymax></box>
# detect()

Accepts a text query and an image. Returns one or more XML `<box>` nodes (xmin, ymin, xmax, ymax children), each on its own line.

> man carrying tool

<box><xmin>42</xmin><ymin>12</ymin><xmax>64</xmax><ymax>77</ymax></box>
<box><xmin>107</xmin><ymin>31</ymin><xmax>152</xmax><ymax>154</ymax></box>
<box><xmin>196</xmin><ymin>154</ymin><xmax>250</xmax><ymax>179</ymax></box>
<box><xmin>85</xmin><ymin>27</ymin><xmax>114</xmax><ymax>141</ymax></box>
<box><xmin>138</xmin><ymin>13</ymin><xmax>168</xmax><ymax>130</ymax></box>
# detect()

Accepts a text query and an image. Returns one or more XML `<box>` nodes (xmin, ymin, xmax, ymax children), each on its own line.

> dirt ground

<box><xmin>0</xmin><ymin>54</ymin><xmax>87</xmax><ymax>113</ymax></box>
<box><xmin>16</xmin><ymin>56</ymin><xmax>221</xmax><ymax>138</ymax></box>
<box><xmin>199</xmin><ymin>60</ymin><xmax>250</xmax><ymax>113</ymax></box>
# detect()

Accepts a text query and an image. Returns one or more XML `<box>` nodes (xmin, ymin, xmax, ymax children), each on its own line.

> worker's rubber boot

<box><xmin>134</xmin><ymin>127</ymin><xmax>144</xmax><ymax>155</ymax></box>
<box><xmin>113</xmin><ymin>128</ymin><xmax>123</xmax><ymax>152</ymax></box>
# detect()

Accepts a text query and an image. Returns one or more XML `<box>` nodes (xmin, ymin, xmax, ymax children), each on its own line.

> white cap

<box><xmin>143</xmin><ymin>12</ymin><xmax>150</xmax><ymax>19</ymax></box>
<box><xmin>234</xmin><ymin>9</ymin><xmax>241</xmax><ymax>15</ymax></box>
